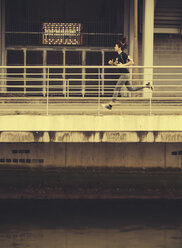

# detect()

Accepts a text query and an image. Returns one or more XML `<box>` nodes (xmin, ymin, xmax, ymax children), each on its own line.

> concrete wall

<box><xmin>153</xmin><ymin>34</ymin><xmax>182</xmax><ymax>97</ymax></box>
<box><xmin>1</xmin><ymin>115</ymin><xmax>182</xmax><ymax>132</ymax></box>
<box><xmin>2</xmin><ymin>131</ymin><xmax>182</xmax><ymax>143</ymax></box>
<box><xmin>139</xmin><ymin>34</ymin><xmax>182</xmax><ymax>65</ymax></box>
<box><xmin>138</xmin><ymin>33</ymin><xmax>182</xmax><ymax>96</ymax></box>
<box><xmin>0</xmin><ymin>142</ymin><xmax>181</xmax><ymax>168</ymax></box>
<box><xmin>154</xmin><ymin>34</ymin><xmax>182</xmax><ymax>66</ymax></box>
<box><xmin>139</xmin><ymin>33</ymin><xmax>182</xmax><ymax>62</ymax></box>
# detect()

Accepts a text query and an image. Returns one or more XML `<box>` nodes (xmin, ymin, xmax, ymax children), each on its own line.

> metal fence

<box><xmin>0</xmin><ymin>65</ymin><xmax>182</xmax><ymax>115</ymax></box>
<box><xmin>5</xmin><ymin>31</ymin><xmax>123</xmax><ymax>47</ymax></box>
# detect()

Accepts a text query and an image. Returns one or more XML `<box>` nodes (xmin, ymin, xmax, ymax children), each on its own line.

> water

<box><xmin>0</xmin><ymin>200</ymin><xmax>182</xmax><ymax>248</ymax></box>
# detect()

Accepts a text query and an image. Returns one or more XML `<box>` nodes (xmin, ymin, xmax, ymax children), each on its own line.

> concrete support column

<box><xmin>123</xmin><ymin>0</ymin><xmax>129</xmax><ymax>39</ymax></box>
<box><xmin>0</xmin><ymin>0</ymin><xmax>5</xmax><ymax>66</ymax></box>
<box><xmin>132</xmin><ymin>0</ymin><xmax>140</xmax><ymax>91</ymax></box>
<box><xmin>128</xmin><ymin>0</ymin><xmax>135</xmax><ymax>96</ymax></box>
<box><xmin>0</xmin><ymin>0</ymin><xmax>6</xmax><ymax>92</ymax></box>
<box><xmin>142</xmin><ymin>0</ymin><xmax>154</xmax><ymax>97</ymax></box>
<box><xmin>133</xmin><ymin>0</ymin><xmax>139</xmax><ymax>67</ymax></box>
<box><xmin>129</xmin><ymin>0</ymin><xmax>134</xmax><ymax>58</ymax></box>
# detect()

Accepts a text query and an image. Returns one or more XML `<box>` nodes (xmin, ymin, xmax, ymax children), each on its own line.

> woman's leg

<box><xmin>102</xmin><ymin>74</ymin><xmax>128</xmax><ymax>110</ymax></box>
<box><xmin>112</xmin><ymin>75</ymin><xmax>126</xmax><ymax>103</ymax></box>
<box><xmin>125</xmin><ymin>80</ymin><xmax>144</xmax><ymax>92</ymax></box>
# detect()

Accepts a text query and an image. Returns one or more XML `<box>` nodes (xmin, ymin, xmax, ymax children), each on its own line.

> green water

<box><xmin>0</xmin><ymin>200</ymin><xmax>182</xmax><ymax>248</ymax></box>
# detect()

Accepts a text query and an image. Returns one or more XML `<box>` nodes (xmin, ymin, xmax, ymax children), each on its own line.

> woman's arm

<box><xmin>114</xmin><ymin>60</ymin><xmax>134</xmax><ymax>67</ymax></box>
<box><xmin>115</xmin><ymin>56</ymin><xmax>134</xmax><ymax>67</ymax></box>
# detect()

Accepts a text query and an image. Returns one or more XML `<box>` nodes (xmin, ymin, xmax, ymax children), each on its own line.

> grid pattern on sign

<box><xmin>42</xmin><ymin>23</ymin><xmax>82</xmax><ymax>45</ymax></box>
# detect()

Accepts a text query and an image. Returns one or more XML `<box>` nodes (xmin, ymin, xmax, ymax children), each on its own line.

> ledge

<box><xmin>0</xmin><ymin>115</ymin><xmax>182</xmax><ymax>132</ymax></box>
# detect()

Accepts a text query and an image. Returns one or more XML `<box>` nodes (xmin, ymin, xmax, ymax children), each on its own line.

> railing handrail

<box><xmin>0</xmin><ymin>65</ymin><xmax>182</xmax><ymax>69</ymax></box>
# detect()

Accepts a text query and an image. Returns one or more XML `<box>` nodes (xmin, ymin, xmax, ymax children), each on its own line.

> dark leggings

<box><xmin>112</xmin><ymin>74</ymin><xmax>143</xmax><ymax>102</ymax></box>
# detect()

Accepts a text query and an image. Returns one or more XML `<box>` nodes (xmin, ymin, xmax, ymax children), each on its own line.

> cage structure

<box><xmin>42</xmin><ymin>23</ymin><xmax>83</xmax><ymax>45</ymax></box>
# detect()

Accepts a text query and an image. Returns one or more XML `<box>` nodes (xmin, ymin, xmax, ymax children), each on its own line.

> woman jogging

<box><xmin>102</xmin><ymin>37</ymin><xmax>152</xmax><ymax>110</ymax></box>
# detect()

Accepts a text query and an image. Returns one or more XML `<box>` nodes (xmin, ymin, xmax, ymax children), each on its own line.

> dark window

<box><xmin>86</xmin><ymin>52</ymin><xmax>102</xmax><ymax>65</ymax></box>
<box><xmin>7</xmin><ymin>50</ymin><xmax>24</xmax><ymax>66</ymax></box>
<box><xmin>47</xmin><ymin>51</ymin><xmax>63</xmax><ymax>65</ymax></box>
<box><xmin>19</xmin><ymin>159</ymin><xmax>25</xmax><ymax>163</ymax></box>
<box><xmin>66</xmin><ymin>51</ymin><xmax>82</xmax><ymax>65</ymax></box>
<box><xmin>26</xmin><ymin>51</ymin><xmax>43</xmax><ymax>65</ymax></box>
<box><xmin>12</xmin><ymin>150</ymin><xmax>30</xmax><ymax>154</ymax></box>
<box><xmin>32</xmin><ymin>159</ymin><xmax>38</xmax><ymax>163</ymax></box>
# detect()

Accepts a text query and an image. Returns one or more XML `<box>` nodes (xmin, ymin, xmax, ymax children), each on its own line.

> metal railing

<box><xmin>0</xmin><ymin>65</ymin><xmax>182</xmax><ymax>115</ymax></box>
<box><xmin>5</xmin><ymin>31</ymin><xmax>123</xmax><ymax>47</ymax></box>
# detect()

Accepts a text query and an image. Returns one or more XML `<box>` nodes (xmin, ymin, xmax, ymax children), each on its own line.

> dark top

<box><xmin>115</xmin><ymin>52</ymin><xmax>129</xmax><ymax>73</ymax></box>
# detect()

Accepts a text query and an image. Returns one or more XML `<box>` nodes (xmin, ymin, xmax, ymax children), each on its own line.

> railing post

<box><xmin>82</xmin><ymin>51</ymin><xmax>86</xmax><ymax>97</ymax></box>
<box><xmin>0</xmin><ymin>67</ymin><xmax>6</xmax><ymax>93</ymax></box>
<box><xmin>101</xmin><ymin>50</ymin><xmax>105</xmax><ymax>95</ymax></box>
<box><xmin>23</xmin><ymin>49</ymin><xmax>26</xmax><ymax>95</ymax></box>
<box><xmin>67</xmin><ymin>79</ymin><xmax>69</xmax><ymax>98</ymax></box>
<box><xmin>46</xmin><ymin>67</ymin><xmax>49</xmax><ymax>115</ymax></box>
<box><xmin>149</xmin><ymin>86</ymin><xmax>152</xmax><ymax>115</ymax></box>
<box><xmin>98</xmin><ymin>67</ymin><xmax>101</xmax><ymax>115</ymax></box>
<box><xmin>63</xmin><ymin>49</ymin><xmax>66</xmax><ymax>97</ymax></box>
<box><xmin>43</xmin><ymin>50</ymin><xmax>47</xmax><ymax>97</ymax></box>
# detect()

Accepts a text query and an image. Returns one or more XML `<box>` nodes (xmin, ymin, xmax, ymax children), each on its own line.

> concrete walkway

<box><xmin>0</xmin><ymin>99</ymin><xmax>182</xmax><ymax>115</ymax></box>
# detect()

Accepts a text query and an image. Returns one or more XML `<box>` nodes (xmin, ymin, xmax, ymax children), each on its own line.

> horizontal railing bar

<box><xmin>1</xmin><ymin>96</ymin><xmax>182</xmax><ymax>99</ymax></box>
<box><xmin>2</xmin><ymin>73</ymin><xmax>182</xmax><ymax>76</ymax></box>
<box><xmin>5</xmin><ymin>31</ymin><xmax>123</xmax><ymax>36</ymax></box>
<box><xmin>5</xmin><ymin>72</ymin><xmax>182</xmax><ymax>76</ymax></box>
<box><xmin>1</xmin><ymin>65</ymin><xmax>182</xmax><ymax>69</ymax></box>
<box><xmin>3</xmin><ymin>85</ymin><xmax>182</xmax><ymax>91</ymax></box>
<box><xmin>2</xmin><ymin>89</ymin><xmax>182</xmax><ymax>94</ymax></box>
<box><xmin>1</xmin><ymin>85</ymin><xmax>182</xmax><ymax>90</ymax></box>
<box><xmin>2</xmin><ymin>78</ymin><xmax>182</xmax><ymax>82</ymax></box>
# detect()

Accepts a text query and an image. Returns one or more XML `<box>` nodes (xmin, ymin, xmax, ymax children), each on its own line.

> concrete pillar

<box><xmin>132</xmin><ymin>0</ymin><xmax>140</xmax><ymax>91</ymax></box>
<box><xmin>133</xmin><ymin>0</ymin><xmax>139</xmax><ymax>67</ymax></box>
<box><xmin>142</xmin><ymin>0</ymin><xmax>154</xmax><ymax>97</ymax></box>
<box><xmin>0</xmin><ymin>0</ymin><xmax>5</xmax><ymax>66</ymax></box>
<box><xmin>128</xmin><ymin>0</ymin><xmax>135</xmax><ymax>96</ymax></box>
<box><xmin>129</xmin><ymin>0</ymin><xmax>134</xmax><ymax>58</ymax></box>
<box><xmin>0</xmin><ymin>0</ymin><xmax>2</xmax><ymax>66</ymax></box>
<box><xmin>123</xmin><ymin>0</ymin><xmax>129</xmax><ymax>39</ymax></box>
<box><xmin>0</xmin><ymin>0</ymin><xmax>6</xmax><ymax>92</ymax></box>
